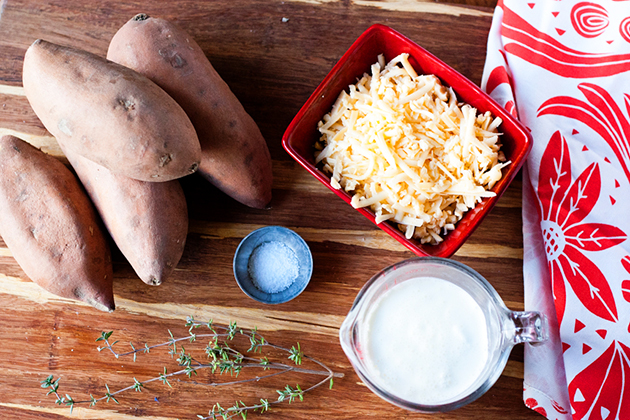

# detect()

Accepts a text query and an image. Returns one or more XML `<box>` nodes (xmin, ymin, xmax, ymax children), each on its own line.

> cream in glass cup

<box><xmin>339</xmin><ymin>257</ymin><xmax>548</xmax><ymax>412</ymax></box>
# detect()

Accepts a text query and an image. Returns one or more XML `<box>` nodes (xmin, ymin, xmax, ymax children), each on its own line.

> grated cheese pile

<box><xmin>314</xmin><ymin>53</ymin><xmax>509</xmax><ymax>244</ymax></box>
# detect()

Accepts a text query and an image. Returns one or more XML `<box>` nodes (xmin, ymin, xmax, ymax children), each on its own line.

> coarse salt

<box><xmin>248</xmin><ymin>241</ymin><xmax>300</xmax><ymax>294</ymax></box>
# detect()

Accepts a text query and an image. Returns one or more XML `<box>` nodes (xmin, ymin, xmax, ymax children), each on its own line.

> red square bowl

<box><xmin>282</xmin><ymin>24</ymin><xmax>531</xmax><ymax>258</ymax></box>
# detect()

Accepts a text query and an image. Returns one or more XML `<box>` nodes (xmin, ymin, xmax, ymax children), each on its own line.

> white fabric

<box><xmin>482</xmin><ymin>1</ymin><xmax>630</xmax><ymax>418</ymax></box>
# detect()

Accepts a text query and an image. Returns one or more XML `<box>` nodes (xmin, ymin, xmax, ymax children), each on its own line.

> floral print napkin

<box><xmin>482</xmin><ymin>1</ymin><xmax>630</xmax><ymax>418</ymax></box>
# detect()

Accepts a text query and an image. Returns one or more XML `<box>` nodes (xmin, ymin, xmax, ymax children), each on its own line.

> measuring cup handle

<box><xmin>508</xmin><ymin>311</ymin><xmax>549</xmax><ymax>345</ymax></box>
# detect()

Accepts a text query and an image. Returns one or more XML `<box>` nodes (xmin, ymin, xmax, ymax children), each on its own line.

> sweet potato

<box><xmin>22</xmin><ymin>39</ymin><xmax>202</xmax><ymax>182</ymax></box>
<box><xmin>61</xmin><ymin>144</ymin><xmax>188</xmax><ymax>286</ymax></box>
<box><xmin>107</xmin><ymin>14</ymin><xmax>273</xmax><ymax>208</ymax></box>
<box><xmin>0</xmin><ymin>135</ymin><xmax>114</xmax><ymax>311</ymax></box>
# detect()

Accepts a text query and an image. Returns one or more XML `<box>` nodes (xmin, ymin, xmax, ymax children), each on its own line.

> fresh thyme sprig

<box><xmin>42</xmin><ymin>316</ymin><xmax>342</xmax><ymax>419</ymax></box>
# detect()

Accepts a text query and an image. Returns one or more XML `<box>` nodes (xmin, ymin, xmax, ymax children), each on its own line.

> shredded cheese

<box><xmin>314</xmin><ymin>53</ymin><xmax>509</xmax><ymax>245</ymax></box>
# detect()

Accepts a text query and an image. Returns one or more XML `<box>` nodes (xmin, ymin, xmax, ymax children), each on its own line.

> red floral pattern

<box><xmin>526</xmin><ymin>397</ymin><xmax>549</xmax><ymax>416</ymax></box>
<box><xmin>486</xmin><ymin>2</ymin><xmax>630</xmax><ymax>419</ymax></box>
<box><xmin>538</xmin><ymin>84</ymin><xmax>630</xmax><ymax>185</ymax></box>
<box><xmin>500</xmin><ymin>3</ymin><xmax>630</xmax><ymax>77</ymax></box>
<box><xmin>568</xmin><ymin>341</ymin><xmax>630</xmax><ymax>419</ymax></box>
<box><xmin>486</xmin><ymin>65</ymin><xmax>513</xmax><ymax>96</ymax></box>
<box><xmin>621</xmin><ymin>16</ymin><xmax>630</xmax><ymax>43</ymax></box>
<box><xmin>536</xmin><ymin>131</ymin><xmax>626</xmax><ymax>324</ymax></box>
<box><xmin>621</xmin><ymin>256</ymin><xmax>630</xmax><ymax>303</ymax></box>
<box><xmin>571</xmin><ymin>3</ymin><xmax>609</xmax><ymax>39</ymax></box>
<box><xmin>485</xmin><ymin>65</ymin><xmax>518</xmax><ymax>117</ymax></box>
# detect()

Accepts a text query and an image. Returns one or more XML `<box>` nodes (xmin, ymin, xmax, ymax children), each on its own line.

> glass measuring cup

<box><xmin>339</xmin><ymin>257</ymin><xmax>548</xmax><ymax>412</ymax></box>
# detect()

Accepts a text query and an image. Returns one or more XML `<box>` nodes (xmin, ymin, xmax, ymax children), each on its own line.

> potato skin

<box><xmin>107</xmin><ymin>14</ymin><xmax>273</xmax><ymax>208</ymax></box>
<box><xmin>22</xmin><ymin>39</ymin><xmax>202</xmax><ymax>182</ymax></box>
<box><xmin>61</xmin><ymin>144</ymin><xmax>188</xmax><ymax>286</ymax></box>
<box><xmin>0</xmin><ymin>135</ymin><xmax>114</xmax><ymax>311</ymax></box>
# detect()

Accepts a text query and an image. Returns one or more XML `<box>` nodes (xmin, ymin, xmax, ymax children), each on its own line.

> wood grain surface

<box><xmin>0</xmin><ymin>0</ymin><xmax>541</xmax><ymax>419</ymax></box>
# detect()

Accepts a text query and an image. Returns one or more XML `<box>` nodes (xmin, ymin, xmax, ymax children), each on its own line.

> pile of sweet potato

<box><xmin>0</xmin><ymin>15</ymin><xmax>273</xmax><ymax>311</ymax></box>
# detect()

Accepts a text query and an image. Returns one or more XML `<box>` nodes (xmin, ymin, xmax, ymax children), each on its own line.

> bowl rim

<box><xmin>232</xmin><ymin>225</ymin><xmax>313</xmax><ymax>304</ymax></box>
<box><xmin>338</xmin><ymin>256</ymin><xmax>513</xmax><ymax>412</ymax></box>
<box><xmin>282</xmin><ymin>23</ymin><xmax>532</xmax><ymax>258</ymax></box>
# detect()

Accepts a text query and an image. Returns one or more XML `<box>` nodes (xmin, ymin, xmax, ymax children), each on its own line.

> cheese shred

<box><xmin>315</xmin><ymin>53</ymin><xmax>509</xmax><ymax>245</ymax></box>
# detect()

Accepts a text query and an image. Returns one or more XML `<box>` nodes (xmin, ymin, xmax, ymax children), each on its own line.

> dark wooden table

<box><xmin>0</xmin><ymin>0</ymin><xmax>541</xmax><ymax>418</ymax></box>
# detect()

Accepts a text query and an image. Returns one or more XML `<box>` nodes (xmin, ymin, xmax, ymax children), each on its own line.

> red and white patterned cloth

<box><xmin>481</xmin><ymin>1</ymin><xmax>630</xmax><ymax>418</ymax></box>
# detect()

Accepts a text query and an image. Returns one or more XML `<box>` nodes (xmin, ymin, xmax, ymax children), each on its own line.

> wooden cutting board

<box><xmin>0</xmin><ymin>0</ymin><xmax>540</xmax><ymax>418</ymax></box>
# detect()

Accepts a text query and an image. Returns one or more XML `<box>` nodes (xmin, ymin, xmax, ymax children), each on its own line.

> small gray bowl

<box><xmin>233</xmin><ymin>226</ymin><xmax>313</xmax><ymax>304</ymax></box>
